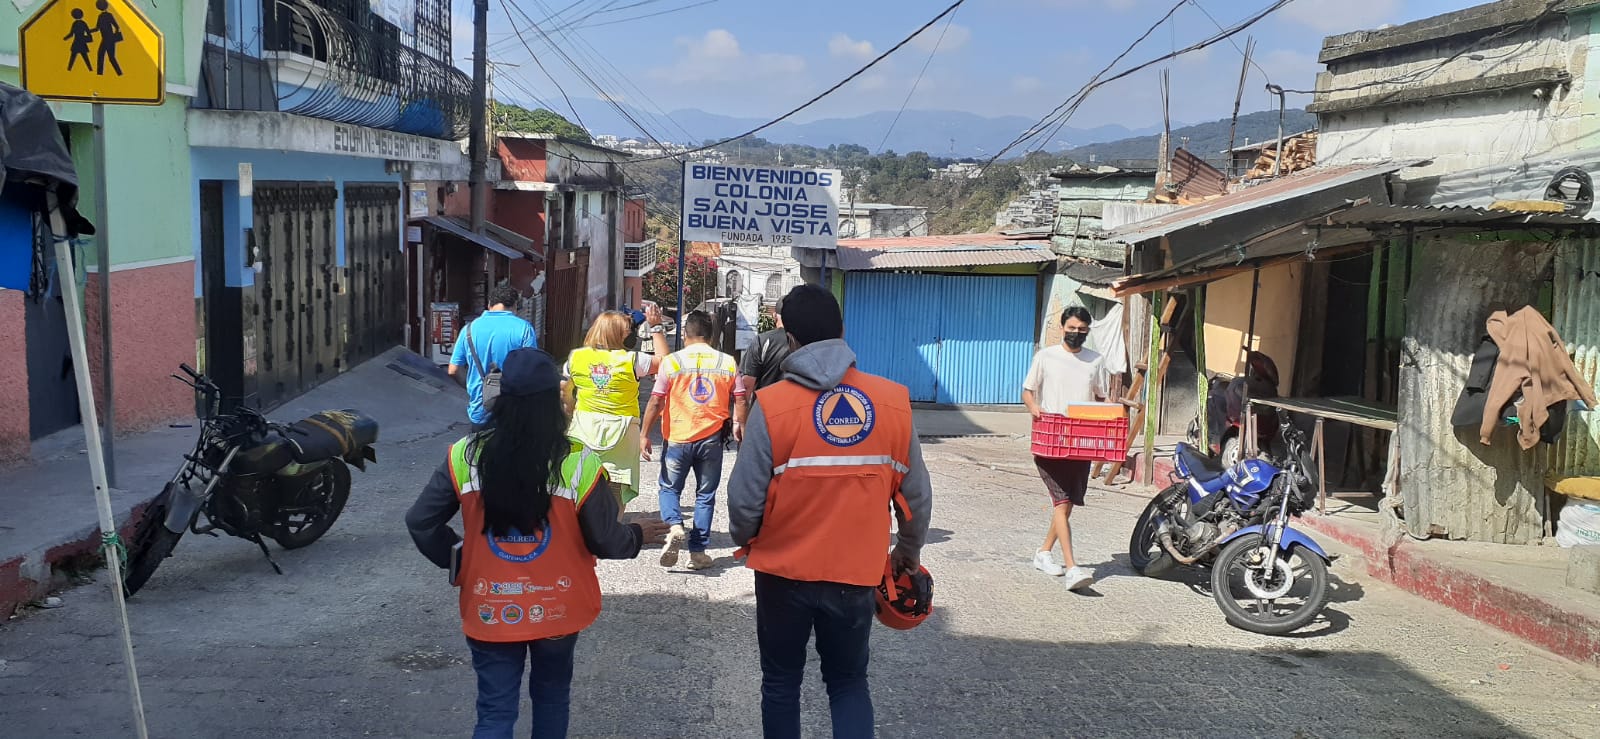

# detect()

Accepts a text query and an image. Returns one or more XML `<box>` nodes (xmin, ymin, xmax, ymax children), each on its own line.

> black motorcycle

<box><xmin>122</xmin><ymin>364</ymin><xmax>379</xmax><ymax>595</ymax></box>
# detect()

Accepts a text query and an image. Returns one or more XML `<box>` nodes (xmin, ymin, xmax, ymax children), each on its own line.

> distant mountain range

<box><xmin>1065</xmin><ymin>109</ymin><xmax>1318</xmax><ymax>166</ymax></box>
<box><xmin>554</xmin><ymin>97</ymin><xmax>1165</xmax><ymax>157</ymax></box>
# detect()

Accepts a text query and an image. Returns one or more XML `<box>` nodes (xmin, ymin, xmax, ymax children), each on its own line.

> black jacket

<box><xmin>405</xmin><ymin>462</ymin><xmax>644</xmax><ymax>570</ymax></box>
<box><xmin>740</xmin><ymin>328</ymin><xmax>792</xmax><ymax>392</ymax></box>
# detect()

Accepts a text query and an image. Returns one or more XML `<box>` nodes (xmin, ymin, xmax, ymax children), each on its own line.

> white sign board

<box><xmin>370</xmin><ymin>0</ymin><xmax>417</xmax><ymax>35</ymax></box>
<box><xmin>681</xmin><ymin>163</ymin><xmax>841</xmax><ymax>249</ymax></box>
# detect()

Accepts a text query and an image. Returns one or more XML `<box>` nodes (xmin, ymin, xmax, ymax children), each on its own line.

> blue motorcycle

<box><xmin>1128</xmin><ymin>409</ymin><xmax>1333</xmax><ymax>635</ymax></box>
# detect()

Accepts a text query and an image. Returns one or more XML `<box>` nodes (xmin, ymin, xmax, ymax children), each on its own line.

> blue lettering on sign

<box><xmin>688</xmin><ymin>165</ymin><xmax>838</xmax><ymax>244</ymax></box>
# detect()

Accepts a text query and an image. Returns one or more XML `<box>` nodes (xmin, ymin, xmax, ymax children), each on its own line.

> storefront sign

<box><xmin>332</xmin><ymin>124</ymin><xmax>445</xmax><ymax>163</ymax></box>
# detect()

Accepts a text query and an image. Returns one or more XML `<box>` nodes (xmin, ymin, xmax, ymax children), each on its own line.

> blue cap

<box><xmin>498</xmin><ymin>348</ymin><xmax>562</xmax><ymax>396</ymax></box>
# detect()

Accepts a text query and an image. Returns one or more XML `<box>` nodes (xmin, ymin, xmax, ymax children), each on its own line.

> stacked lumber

<box><xmin>1247</xmin><ymin>132</ymin><xmax>1318</xmax><ymax>179</ymax></box>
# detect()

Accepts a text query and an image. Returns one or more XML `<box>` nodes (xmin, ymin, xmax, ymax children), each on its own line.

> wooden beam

<box><xmin>1113</xmin><ymin>241</ymin><xmax>1371</xmax><ymax>297</ymax></box>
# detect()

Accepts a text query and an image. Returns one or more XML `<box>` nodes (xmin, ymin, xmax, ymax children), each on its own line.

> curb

<box><xmin>0</xmin><ymin>499</ymin><xmax>156</xmax><ymax>620</ymax></box>
<box><xmin>1302</xmin><ymin>514</ymin><xmax>1600</xmax><ymax>668</ymax></box>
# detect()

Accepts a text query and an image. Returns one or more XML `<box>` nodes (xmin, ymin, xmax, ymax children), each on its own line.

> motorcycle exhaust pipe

<box><xmin>1159</xmin><ymin>530</ymin><xmax>1225</xmax><ymax>566</ymax></box>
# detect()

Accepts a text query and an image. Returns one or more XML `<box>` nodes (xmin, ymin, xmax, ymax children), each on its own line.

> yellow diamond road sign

<box><xmin>20</xmin><ymin>0</ymin><xmax>165</xmax><ymax>105</ymax></box>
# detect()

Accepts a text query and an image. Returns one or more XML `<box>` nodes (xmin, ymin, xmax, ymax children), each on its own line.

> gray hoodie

<box><xmin>727</xmin><ymin>338</ymin><xmax>933</xmax><ymax>563</ymax></box>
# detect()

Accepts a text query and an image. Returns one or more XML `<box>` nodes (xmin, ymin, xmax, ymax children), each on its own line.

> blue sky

<box><xmin>461</xmin><ymin>0</ymin><xmax>1475</xmax><ymax>132</ymax></box>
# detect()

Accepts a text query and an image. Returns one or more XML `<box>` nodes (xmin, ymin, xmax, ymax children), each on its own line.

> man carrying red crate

<box><xmin>1022</xmin><ymin>306</ymin><xmax>1111</xmax><ymax>591</ymax></box>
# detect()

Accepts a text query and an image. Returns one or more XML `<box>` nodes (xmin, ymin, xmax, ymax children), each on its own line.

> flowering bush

<box><xmin>642</xmin><ymin>254</ymin><xmax>719</xmax><ymax>309</ymax></box>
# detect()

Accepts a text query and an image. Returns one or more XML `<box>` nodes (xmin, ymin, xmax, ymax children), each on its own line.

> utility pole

<box><xmin>468</xmin><ymin>0</ymin><xmax>489</xmax><ymax>232</ymax></box>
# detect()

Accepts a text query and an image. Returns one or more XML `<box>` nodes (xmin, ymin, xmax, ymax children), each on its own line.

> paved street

<box><xmin>3</xmin><ymin>429</ymin><xmax>1600</xmax><ymax>738</ymax></box>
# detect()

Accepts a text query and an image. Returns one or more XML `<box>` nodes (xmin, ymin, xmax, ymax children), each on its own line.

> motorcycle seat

<box><xmin>1176</xmin><ymin>442</ymin><xmax>1227</xmax><ymax>484</ymax></box>
<box><xmin>287</xmin><ymin>410</ymin><xmax>380</xmax><ymax>463</ymax></box>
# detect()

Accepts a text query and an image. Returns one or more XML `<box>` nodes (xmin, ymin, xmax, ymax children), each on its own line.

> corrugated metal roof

<box><xmin>835</xmin><ymin>234</ymin><xmax>1053</xmax><ymax>271</ymax></box>
<box><xmin>1106</xmin><ymin>161</ymin><xmax>1417</xmax><ymax>245</ymax></box>
<box><xmin>411</xmin><ymin>216</ymin><xmax>534</xmax><ymax>261</ymax></box>
<box><xmin>1060</xmin><ymin>259</ymin><xmax>1123</xmax><ymax>286</ymax></box>
<box><xmin>1422</xmin><ymin>145</ymin><xmax>1600</xmax><ymax>211</ymax></box>
<box><xmin>1168</xmin><ymin>147</ymin><xmax>1229</xmax><ymax>200</ymax></box>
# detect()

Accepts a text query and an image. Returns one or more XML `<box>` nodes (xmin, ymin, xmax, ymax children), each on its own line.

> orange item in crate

<box><xmin>1031</xmin><ymin>412</ymin><xmax>1129</xmax><ymax>462</ymax></box>
<box><xmin>1063</xmin><ymin>402</ymin><xmax>1126</xmax><ymax>421</ymax></box>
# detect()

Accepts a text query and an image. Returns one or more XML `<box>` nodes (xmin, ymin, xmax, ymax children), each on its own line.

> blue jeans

<box><xmin>755</xmin><ymin>572</ymin><xmax>875</xmax><ymax>739</ymax></box>
<box><xmin>465</xmin><ymin>635</ymin><xmax>579</xmax><ymax>739</ymax></box>
<box><xmin>658</xmin><ymin>434</ymin><xmax>725</xmax><ymax>552</ymax></box>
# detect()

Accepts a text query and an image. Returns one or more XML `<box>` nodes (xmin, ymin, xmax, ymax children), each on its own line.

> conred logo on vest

<box><xmin>814</xmin><ymin>385</ymin><xmax>875</xmax><ymax>446</ymax></box>
<box><xmin>488</xmin><ymin>522</ymin><xmax>553</xmax><ymax>563</ymax></box>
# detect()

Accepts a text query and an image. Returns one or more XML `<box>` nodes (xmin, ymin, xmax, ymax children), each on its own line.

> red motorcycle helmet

<box><xmin>875</xmin><ymin>559</ymin><xmax>934</xmax><ymax>630</ymax></box>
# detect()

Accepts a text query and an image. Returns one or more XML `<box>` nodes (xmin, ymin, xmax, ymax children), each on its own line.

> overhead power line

<box><xmin>503</xmin><ymin>0</ymin><xmax>686</xmax><ymax>162</ymax></box>
<box><xmin>988</xmin><ymin>0</ymin><xmax>1294</xmax><ymax>165</ymax></box>
<box><xmin>564</xmin><ymin>0</ymin><xmax>969</xmax><ymax>165</ymax></box>
<box><xmin>876</xmin><ymin>4</ymin><xmax>961</xmax><ymax>154</ymax></box>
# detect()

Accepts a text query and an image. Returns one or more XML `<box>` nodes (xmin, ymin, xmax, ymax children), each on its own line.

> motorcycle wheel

<box><xmin>272</xmin><ymin>461</ymin><xmax>351</xmax><ymax>550</ymax></box>
<box><xmin>1128</xmin><ymin>484</ymin><xmax>1182</xmax><ymax>577</ymax></box>
<box><xmin>1220</xmin><ymin>435</ymin><xmax>1243</xmax><ymax>469</ymax></box>
<box><xmin>1210</xmin><ymin>533</ymin><xmax>1329</xmax><ymax>636</ymax></box>
<box><xmin>123</xmin><ymin>483</ymin><xmax>187</xmax><ymax>597</ymax></box>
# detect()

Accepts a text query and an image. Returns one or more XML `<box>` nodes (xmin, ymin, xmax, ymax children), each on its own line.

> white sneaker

<box><xmin>1033</xmin><ymin>551</ymin><xmax>1065</xmax><ymax>577</ymax></box>
<box><xmin>1063</xmin><ymin>566</ymin><xmax>1095</xmax><ymax>591</ymax></box>
<box><xmin>659</xmin><ymin>525</ymin><xmax>685</xmax><ymax>567</ymax></box>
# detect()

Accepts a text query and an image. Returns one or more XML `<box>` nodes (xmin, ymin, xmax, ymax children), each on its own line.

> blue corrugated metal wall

<box><xmin>843</xmin><ymin>272</ymin><xmax>1037</xmax><ymax>404</ymax></box>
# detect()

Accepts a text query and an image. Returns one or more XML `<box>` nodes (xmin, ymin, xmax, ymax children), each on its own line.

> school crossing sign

<box><xmin>681</xmin><ymin>163</ymin><xmax>841</xmax><ymax>249</ymax></box>
<box><xmin>20</xmin><ymin>0</ymin><xmax>166</xmax><ymax>105</ymax></box>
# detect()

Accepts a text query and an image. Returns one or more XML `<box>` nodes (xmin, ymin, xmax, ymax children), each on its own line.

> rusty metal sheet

<box><xmin>1167</xmin><ymin>147</ymin><xmax>1229</xmax><ymax>200</ymax></box>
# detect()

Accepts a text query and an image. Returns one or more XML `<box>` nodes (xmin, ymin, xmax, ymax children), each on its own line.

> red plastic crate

<box><xmin>1030</xmin><ymin>413</ymin><xmax>1129</xmax><ymax>462</ymax></box>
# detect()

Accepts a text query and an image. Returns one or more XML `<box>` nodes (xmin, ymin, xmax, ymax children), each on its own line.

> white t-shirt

<box><xmin>1023</xmin><ymin>345</ymin><xmax>1109</xmax><ymax>415</ymax></box>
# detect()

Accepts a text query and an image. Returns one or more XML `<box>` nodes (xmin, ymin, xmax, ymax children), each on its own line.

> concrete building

<box><xmin>186</xmin><ymin>0</ymin><xmax>473</xmax><ymax>408</ymax></box>
<box><xmin>491</xmin><ymin>133</ymin><xmax>630</xmax><ymax>358</ymax></box>
<box><xmin>838</xmin><ymin>203</ymin><xmax>930</xmax><ymax>239</ymax></box>
<box><xmin>0</xmin><ymin>0</ymin><xmax>202</xmax><ymax>463</ymax></box>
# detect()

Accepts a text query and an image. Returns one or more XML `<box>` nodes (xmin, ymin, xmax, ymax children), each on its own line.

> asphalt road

<box><xmin>3</xmin><ymin>430</ymin><xmax>1599</xmax><ymax>738</ymax></box>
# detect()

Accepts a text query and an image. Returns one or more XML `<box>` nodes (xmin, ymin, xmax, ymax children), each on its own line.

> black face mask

<box><xmin>1063</xmin><ymin>332</ymin><xmax>1088</xmax><ymax>349</ymax></box>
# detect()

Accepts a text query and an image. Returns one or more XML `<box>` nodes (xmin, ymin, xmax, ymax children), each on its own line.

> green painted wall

<box><xmin>2</xmin><ymin>0</ymin><xmax>199</xmax><ymax>267</ymax></box>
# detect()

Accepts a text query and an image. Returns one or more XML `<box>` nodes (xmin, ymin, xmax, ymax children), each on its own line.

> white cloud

<box><xmin>858</xmin><ymin>73</ymin><xmax>891</xmax><ymax>92</ymax></box>
<box><xmin>1012</xmin><ymin>76</ymin><xmax>1043</xmax><ymax>94</ymax></box>
<box><xmin>829</xmin><ymin>33</ymin><xmax>876</xmax><ymax>61</ymax></box>
<box><xmin>1281</xmin><ymin>0</ymin><xmax>1400</xmax><ymax>33</ymax></box>
<box><xmin>911</xmin><ymin>22</ymin><xmax>970</xmax><ymax>53</ymax></box>
<box><xmin>650</xmin><ymin>29</ymin><xmax>806</xmax><ymax>84</ymax></box>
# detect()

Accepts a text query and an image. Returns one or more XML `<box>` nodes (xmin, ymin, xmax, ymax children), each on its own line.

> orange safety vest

<box><xmin>746</xmin><ymin>368</ymin><xmax>914</xmax><ymax>587</ymax></box>
<box><xmin>449</xmin><ymin>437</ymin><xmax>607</xmax><ymax>642</ymax></box>
<box><xmin>659</xmin><ymin>345</ymin><xmax>739</xmax><ymax>443</ymax></box>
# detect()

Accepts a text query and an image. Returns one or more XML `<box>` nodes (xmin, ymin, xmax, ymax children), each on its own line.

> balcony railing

<box><xmin>624</xmin><ymin>239</ymin><xmax>659</xmax><ymax>276</ymax></box>
<box><xmin>197</xmin><ymin>0</ymin><xmax>470</xmax><ymax>140</ymax></box>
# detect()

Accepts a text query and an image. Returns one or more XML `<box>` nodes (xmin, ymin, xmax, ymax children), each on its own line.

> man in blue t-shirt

<box><xmin>448</xmin><ymin>286</ymin><xmax>539</xmax><ymax>428</ymax></box>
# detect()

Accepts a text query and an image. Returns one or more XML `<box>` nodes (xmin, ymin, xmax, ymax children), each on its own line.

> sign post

<box><xmin>20</xmin><ymin>3</ymin><xmax>164</xmax><ymax>734</ymax></box>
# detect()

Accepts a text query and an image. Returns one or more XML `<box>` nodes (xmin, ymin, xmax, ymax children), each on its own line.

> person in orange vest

<box><xmin>640</xmin><ymin>310</ymin><xmax>747</xmax><ymax>570</ymax></box>
<box><xmin>727</xmin><ymin>284</ymin><xmax>933</xmax><ymax>739</ymax></box>
<box><xmin>406</xmin><ymin>348</ymin><xmax>669</xmax><ymax>738</ymax></box>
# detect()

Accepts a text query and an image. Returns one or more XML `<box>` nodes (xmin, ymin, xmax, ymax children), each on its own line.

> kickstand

<box><xmin>251</xmin><ymin>535</ymin><xmax>284</xmax><ymax>575</ymax></box>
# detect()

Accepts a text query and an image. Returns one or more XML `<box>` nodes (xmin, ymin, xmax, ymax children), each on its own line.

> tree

<box><xmin>642</xmin><ymin>253</ymin><xmax>718</xmax><ymax>309</ymax></box>
<box><xmin>492</xmin><ymin>102</ymin><xmax>591</xmax><ymax>142</ymax></box>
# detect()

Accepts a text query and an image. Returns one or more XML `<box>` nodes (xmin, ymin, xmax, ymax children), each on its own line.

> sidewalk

<box><xmin>0</xmin><ymin>348</ymin><xmax>467</xmax><ymax>619</ymax></box>
<box><xmin>1302</xmin><ymin>505</ymin><xmax>1600</xmax><ymax>668</ymax></box>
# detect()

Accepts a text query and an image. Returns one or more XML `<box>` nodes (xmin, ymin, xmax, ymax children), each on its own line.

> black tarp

<box><xmin>0</xmin><ymin>82</ymin><xmax>93</xmax><ymax>237</ymax></box>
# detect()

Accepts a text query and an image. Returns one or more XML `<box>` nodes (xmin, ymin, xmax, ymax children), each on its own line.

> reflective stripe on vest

<box><xmin>446</xmin><ymin>435</ymin><xmax>607</xmax><ymax>642</ymax></box>
<box><xmin>745</xmin><ymin>368</ymin><xmax>914</xmax><ymax>587</ymax></box>
<box><xmin>773</xmin><ymin>454</ymin><xmax>911</xmax><ymax>476</ymax></box>
<box><xmin>449</xmin><ymin>437</ymin><xmax>604</xmax><ymax>507</ymax></box>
